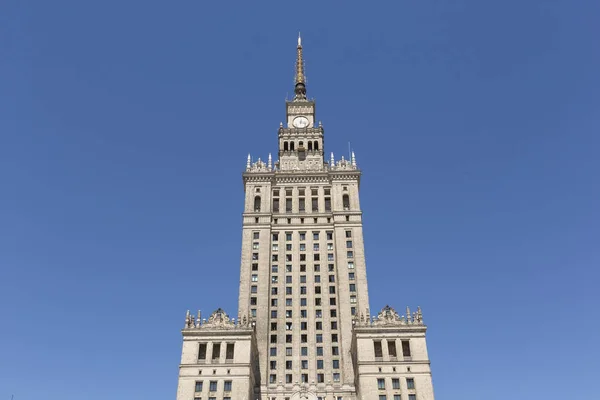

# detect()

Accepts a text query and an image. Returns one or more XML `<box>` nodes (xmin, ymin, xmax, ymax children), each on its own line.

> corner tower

<box><xmin>176</xmin><ymin>36</ymin><xmax>436</xmax><ymax>400</ymax></box>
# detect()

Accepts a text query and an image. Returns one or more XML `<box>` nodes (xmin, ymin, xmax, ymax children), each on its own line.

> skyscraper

<box><xmin>176</xmin><ymin>36</ymin><xmax>435</xmax><ymax>400</ymax></box>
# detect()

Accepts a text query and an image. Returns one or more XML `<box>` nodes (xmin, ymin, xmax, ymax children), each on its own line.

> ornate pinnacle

<box><xmin>246</xmin><ymin>154</ymin><xmax>251</xmax><ymax>170</ymax></box>
<box><xmin>330</xmin><ymin>152</ymin><xmax>335</xmax><ymax>166</ymax></box>
<box><xmin>351</xmin><ymin>151</ymin><xmax>356</xmax><ymax>167</ymax></box>
<box><xmin>268</xmin><ymin>153</ymin><xmax>272</xmax><ymax>169</ymax></box>
<box><xmin>294</xmin><ymin>34</ymin><xmax>307</xmax><ymax>100</ymax></box>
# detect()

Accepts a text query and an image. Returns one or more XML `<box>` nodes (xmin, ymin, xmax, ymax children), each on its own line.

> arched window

<box><xmin>254</xmin><ymin>196</ymin><xmax>261</xmax><ymax>212</ymax></box>
<box><xmin>290</xmin><ymin>142</ymin><xmax>295</xmax><ymax>151</ymax></box>
<box><xmin>314</xmin><ymin>141</ymin><xmax>319</xmax><ymax>150</ymax></box>
<box><xmin>283</xmin><ymin>142</ymin><xmax>289</xmax><ymax>151</ymax></box>
<box><xmin>343</xmin><ymin>194</ymin><xmax>350</xmax><ymax>210</ymax></box>
<box><xmin>308</xmin><ymin>141</ymin><xmax>313</xmax><ymax>150</ymax></box>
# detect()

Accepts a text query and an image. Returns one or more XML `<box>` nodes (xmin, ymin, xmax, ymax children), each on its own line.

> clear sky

<box><xmin>1</xmin><ymin>1</ymin><xmax>599</xmax><ymax>399</ymax></box>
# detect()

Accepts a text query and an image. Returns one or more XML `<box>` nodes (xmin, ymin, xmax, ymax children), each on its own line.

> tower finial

<box><xmin>294</xmin><ymin>34</ymin><xmax>306</xmax><ymax>100</ymax></box>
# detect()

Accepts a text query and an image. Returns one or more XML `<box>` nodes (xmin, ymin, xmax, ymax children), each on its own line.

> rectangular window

<box><xmin>348</xmin><ymin>262</ymin><xmax>354</xmax><ymax>269</ymax></box>
<box><xmin>299</xmin><ymin>198</ymin><xmax>305</xmax><ymax>212</ymax></box>
<box><xmin>392</xmin><ymin>378</ymin><xmax>400</xmax><ymax>389</ymax></box>
<box><xmin>312</xmin><ymin>198</ymin><xmax>318</xmax><ymax>212</ymax></box>
<box><xmin>329</xmin><ymin>298</ymin><xmax>336</xmax><ymax>306</ymax></box>
<box><xmin>251</xmin><ymin>308</ymin><xmax>256</xmax><ymax>317</ymax></box>
<box><xmin>270</xmin><ymin>347</ymin><xmax>277</xmax><ymax>356</ymax></box>
<box><xmin>301</xmin><ymin>334</ymin><xmax>308</xmax><ymax>343</ymax></box>
<box><xmin>273</xmin><ymin>198</ymin><xmax>279</xmax><ymax>212</ymax></box>
<box><xmin>402</xmin><ymin>340</ymin><xmax>411</xmax><ymax>357</ymax></box>
<box><xmin>300</xmin><ymin>243</ymin><xmax>306</xmax><ymax>251</ymax></box>
<box><xmin>195</xmin><ymin>381</ymin><xmax>203</xmax><ymax>392</ymax></box>
<box><xmin>332</xmin><ymin>346</ymin><xmax>339</xmax><ymax>355</ymax></box>
<box><xmin>374</xmin><ymin>341</ymin><xmax>383</xmax><ymax>358</ymax></box>
<box><xmin>327</xmin><ymin>231</ymin><xmax>333</xmax><ymax>240</ymax></box>
<box><xmin>332</xmin><ymin>359</ymin><xmax>339</xmax><ymax>369</ymax></box>
<box><xmin>346</xmin><ymin>240</ymin><xmax>352</xmax><ymax>248</ymax></box>
<box><xmin>316</xmin><ymin>334</ymin><xmax>323</xmax><ymax>343</ymax></box>
<box><xmin>198</xmin><ymin>343</ymin><xmax>207</xmax><ymax>360</ymax></box>
<box><xmin>224</xmin><ymin>380</ymin><xmax>232</xmax><ymax>392</ymax></box>
<box><xmin>286</xmin><ymin>374</ymin><xmax>293</xmax><ymax>383</ymax></box>
<box><xmin>331</xmin><ymin>321</ymin><xmax>338</xmax><ymax>330</ymax></box>
<box><xmin>272</xmin><ymin>254</ymin><xmax>278</xmax><ymax>261</ymax></box>
<box><xmin>324</xmin><ymin>197</ymin><xmax>331</xmax><ymax>211</ymax></box>
<box><xmin>272</xmin><ymin>276</ymin><xmax>278</xmax><ymax>283</ymax></box>
<box><xmin>286</xmin><ymin>347</ymin><xmax>293</xmax><ymax>356</ymax></box>
<box><xmin>329</xmin><ymin>286</ymin><xmax>336</xmax><ymax>294</ymax></box>
<box><xmin>327</xmin><ymin>243</ymin><xmax>334</xmax><ymax>251</ymax></box>
<box><xmin>300</xmin><ymin>275</ymin><xmax>307</xmax><ymax>283</ymax></box>
<box><xmin>273</xmin><ymin>232</ymin><xmax>279</xmax><ymax>241</ymax></box>
<box><xmin>377</xmin><ymin>378</ymin><xmax>386</xmax><ymax>390</ymax></box>
<box><xmin>313</xmin><ymin>232</ymin><xmax>319</xmax><ymax>240</ymax></box>
<box><xmin>209</xmin><ymin>381</ymin><xmax>217</xmax><ymax>392</ymax></box>
<box><xmin>317</xmin><ymin>359</ymin><xmax>324</xmax><ymax>369</ymax></box>
<box><xmin>408</xmin><ymin>396</ymin><xmax>416</xmax><ymax>400</ymax></box>
<box><xmin>313</xmin><ymin>243</ymin><xmax>320</xmax><ymax>251</ymax></box>
<box><xmin>271</xmin><ymin>322</ymin><xmax>277</xmax><ymax>331</ymax></box>
<box><xmin>252</xmin><ymin>263</ymin><xmax>258</xmax><ymax>271</ymax></box>
<box><xmin>379</xmin><ymin>396</ymin><xmax>387</xmax><ymax>400</ymax></box>
<box><xmin>349</xmin><ymin>284</ymin><xmax>356</xmax><ymax>292</ymax></box>
<box><xmin>253</xmin><ymin>253</ymin><xmax>259</xmax><ymax>260</ymax></box>
<box><xmin>286</xmin><ymin>360</ymin><xmax>292</xmax><ymax>369</ymax></box>
<box><xmin>394</xmin><ymin>396</ymin><xmax>401</xmax><ymax>400</ymax></box>
<box><xmin>253</xmin><ymin>242</ymin><xmax>260</xmax><ymax>250</ymax></box>
<box><xmin>271</xmin><ymin>311</ymin><xmax>277</xmax><ymax>318</ymax></box>
<box><xmin>271</xmin><ymin>335</ymin><xmax>277</xmax><ymax>343</ymax></box>
<box><xmin>328</xmin><ymin>253</ymin><xmax>334</xmax><ymax>261</ymax></box>
<box><xmin>286</xmin><ymin>276</ymin><xmax>292</xmax><ymax>283</ymax></box>
<box><xmin>345</xmin><ymin>230</ymin><xmax>352</xmax><ymax>238</ymax></box>
<box><xmin>333</xmin><ymin>373</ymin><xmax>340</xmax><ymax>382</ymax></box>
<box><xmin>286</xmin><ymin>287</ymin><xmax>292</xmax><ymax>295</ymax></box>
<box><xmin>301</xmin><ymin>347</ymin><xmax>308</xmax><ymax>356</ymax></box>
<box><xmin>286</xmin><ymin>233</ymin><xmax>292</xmax><ymax>241</ymax></box>
<box><xmin>350</xmin><ymin>295</ymin><xmax>357</xmax><ymax>303</ymax></box>
<box><xmin>251</xmin><ymin>285</ymin><xmax>258</xmax><ymax>293</ymax></box>
<box><xmin>314</xmin><ymin>254</ymin><xmax>320</xmax><ymax>261</ymax></box>
<box><xmin>212</xmin><ymin>344</ymin><xmax>220</xmax><ymax>360</ymax></box>
<box><xmin>271</xmin><ymin>287</ymin><xmax>278</xmax><ymax>295</ymax></box>
<box><xmin>301</xmin><ymin>310</ymin><xmax>307</xmax><ymax>318</ymax></box>
<box><xmin>250</xmin><ymin>297</ymin><xmax>257</xmax><ymax>305</ymax></box>
<box><xmin>253</xmin><ymin>231</ymin><xmax>260</xmax><ymax>239</ymax></box>
<box><xmin>300</xmin><ymin>286</ymin><xmax>307</xmax><ymax>294</ymax></box>
<box><xmin>407</xmin><ymin>378</ymin><xmax>415</xmax><ymax>389</ymax></box>
<box><xmin>270</xmin><ymin>374</ymin><xmax>276</xmax><ymax>384</ymax></box>
<box><xmin>316</xmin><ymin>346</ymin><xmax>323</xmax><ymax>356</ymax></box>
<box><xmin>314</xmin><ymin>264</ymin><xmax>321</xmax><ymax>272</ymax></box>
<box><xmin>317</xmin><ymin>373</ymin><xmax>324</xmax><ymax>383</ymax></box>
<box><xmin>300</xmin><ymin>232</ymin><xmax>306</xmax><ymax>240</ymax></box>
<box><xmin>226</xmin><ymin>343</ymin><xmax>235</xmax><ymax>360</ymax></box>
<box><xmin>286</xmin><ymin>254</ymin><xmax>292</xmax><ymax>262</ymax></box>
<box><xmin>348</xmin><ymin>272</ymin><xmax>355</xmax><ymax>280</ymax></box>
<box><xmin>286</xmin><ymin>243</ymin><xmax>292</xmax><ymax>251</ymax></box>
<box><xmin>331</xmin><ymin>334</ymin><xmax>338</xmax><ymax>342</ymax></box>
<box><xmin>347</xmin><ymin>251</ymin><xmax>353</xmax><ymax>258</ymax></box>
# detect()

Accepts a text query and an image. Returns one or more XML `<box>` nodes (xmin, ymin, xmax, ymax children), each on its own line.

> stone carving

<box><xmin>183</xmin><ymin>308</ymin><xmax>252</xmax><ymax>330</ymax></box>
<box><xmin>372</xmin><ymin>305</ymin><xmax>402</xmax><ymax>326</ymax></box>
<box><xmin>203</xmin><ymin>308</ymin><xmax>235</xmax><ymax>329</ymax></box>
<box><xmin>357</xmin><ymin>305</ymin><xmax>425</xmax><ymax>327</ymax></box>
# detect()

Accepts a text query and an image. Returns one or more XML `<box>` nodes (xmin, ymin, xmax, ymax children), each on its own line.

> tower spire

<box><xmin>294</xmin><ymin>33</ymin><xmax>307</xmax><ymax>100</ymax></box>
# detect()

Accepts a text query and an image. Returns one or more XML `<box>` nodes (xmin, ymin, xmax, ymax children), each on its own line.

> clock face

<box><xmin>293</xmin><ymin>116</ymin><xmax>310</xmax><ymax>128</ymax></box>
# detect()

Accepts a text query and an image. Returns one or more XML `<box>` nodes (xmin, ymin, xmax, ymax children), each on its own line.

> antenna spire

<box><xmin>294</xmin><ymin>34</ymin><xmax>307</xmax><ymax>100</ymax></box>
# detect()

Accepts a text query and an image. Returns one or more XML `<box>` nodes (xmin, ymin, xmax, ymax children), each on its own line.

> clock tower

<box><xmin>176</xmin><ymin>35</ymin><xmax>437</xmax><ymax>400</ymax></box>
<box><xmin>278</xmin><ymin>35</ymin><xmax>324</xmax><ymax>172</ymax></box>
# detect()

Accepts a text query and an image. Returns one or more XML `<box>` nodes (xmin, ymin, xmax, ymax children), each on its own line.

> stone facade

<box><xmin>176</xmin><ymin>36</ymin><xmax>436</xmax><ymax>400</ymax></box>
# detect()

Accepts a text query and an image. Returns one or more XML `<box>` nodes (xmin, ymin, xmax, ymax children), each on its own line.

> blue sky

<box><xmin>1</xmin><ymin>1</ymin><xmax>599</xmax><ymax>399</ymax></box>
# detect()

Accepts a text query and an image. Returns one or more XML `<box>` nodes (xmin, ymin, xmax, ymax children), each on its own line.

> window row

<box><xmin>194</xmin><ymin>379</ymin><xmax>232</xmax><ymax>392</ymax></box>
<box><xmin>373</xmin><ymin>340</ymin><xmax>412</xmax><ymax>358</ymax></box>
<box><xmin>267</xmin><ymin>358</ymin><xmax>341</xmax><ymax>370</ymax></box>
<box><xmin>267</xmin><ymin>346</ymin><xmax>339</xmax><ymax>357</ymax></box>
<box><xmin>267</xmin><ymin>333</ymin><xmax>339</xmax><ymax>345</ymax></box>
<box><xmin>272</xmin><ymin>231</ymin><xmax>351</xmax><ymax>241</ymax></box>
<box><xmin>197</xmin><ymin>343</ymin><xmax>235</xmax><ymax>361</ymax></box>
<box><xmin>281</xmin><ymin>140</ymin><xmax>320</xmax><ymax>152</ymax></box>
<box><xmin>269</xmin><ymin>372</ymin><xmax>340</xmax><ymax>384</ymax></box>
<box><xmin>377</xmin><ymin>377</ymin><xmax>415</xmax><ymax>390</ymax></box>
